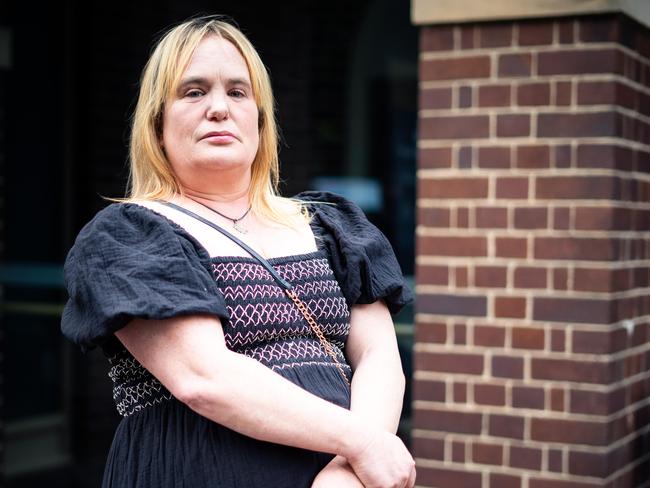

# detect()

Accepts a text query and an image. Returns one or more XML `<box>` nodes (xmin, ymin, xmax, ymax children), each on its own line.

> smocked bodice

<box><xmin>108</xmin><ymin>251</ymin><xmax>352</xmax><ymax>417</ymax></box>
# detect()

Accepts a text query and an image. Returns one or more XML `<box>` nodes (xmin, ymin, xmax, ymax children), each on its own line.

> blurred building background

<box><xmin>3</xmin><ymin>0</ymin><xmax>650</xmax><ymax>487</ymax></box>
<box><xmin>0</xmin><ymin>0</ymin><xmax>416</xmax><ymax>486</ymax></box>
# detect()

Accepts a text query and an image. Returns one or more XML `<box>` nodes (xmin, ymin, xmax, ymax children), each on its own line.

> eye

<box><xmin>229</xmin><ymin>89</ymin><xmax>247</xmax><ymax>98</ymax></box>
<box><xmin>184</xmin><ymin>88</ymin><xmax>204</xmax><ymax>98</ymax></box>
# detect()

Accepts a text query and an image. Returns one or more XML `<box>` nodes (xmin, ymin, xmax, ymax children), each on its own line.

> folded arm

<box><xmin>312</xmin><ymin>301</ymin><xmax>410</xmax><ymax>487</ymax></box>
<box><xmin>115</xmin><ymin>312</ymin><xmax>414</xmax><ymax>488</ymax></box>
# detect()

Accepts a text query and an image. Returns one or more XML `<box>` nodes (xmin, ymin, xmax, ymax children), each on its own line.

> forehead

<box><xmin>181</xmin><ymin>35</ymin><xmax>251</xmax><ymax>81</ymax></box>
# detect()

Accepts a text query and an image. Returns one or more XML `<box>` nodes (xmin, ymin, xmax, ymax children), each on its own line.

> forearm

<box><xmin>315</xmin><ymin>301</ymin><xmax>407</xmax><ymax>480</ymax></box>
<box><xmin>187</xmin><ymin>350</ymin><xmax>414</xmax><ymax>488</ymax></box>
<box><xmin>317</xmin><ymin>348</ymin><xmax>406</xmax><ymax>484</ymax></box>
<box><xmin>116</xmin><ymin>314</ymin><xmax>369</xmax><ymax>458</ymax></box>
<box><xmin>182</xmin><ymin>348</ymin><xmax>364</xmax><ymax>457</ymax></box>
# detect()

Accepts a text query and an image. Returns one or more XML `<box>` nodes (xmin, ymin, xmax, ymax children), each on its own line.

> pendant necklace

<box><xmin>187</xmin><ymin>197</ymin><xmax>252</xmax><ymax>234</ymax></box>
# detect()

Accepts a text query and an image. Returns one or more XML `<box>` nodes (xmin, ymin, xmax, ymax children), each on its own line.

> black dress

<box><xmin>61</xmin><ymin>191</ymin><xmax>412</xmax><ymax>488</ymax></box>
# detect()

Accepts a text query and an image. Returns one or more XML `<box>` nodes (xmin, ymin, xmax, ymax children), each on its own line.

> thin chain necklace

<box><xmin>186</xmin><ymin>197</ymin><xmax>252</xmax><ymax>234</ymax></box>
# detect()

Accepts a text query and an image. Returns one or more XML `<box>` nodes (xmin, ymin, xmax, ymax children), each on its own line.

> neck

<box><xmin>180</xmin><ymin>191</ymin><xmax>251</xmax><ymax>225</ymax></box>
<box><xmin>183</xmin><ymin>186</ymin><xmax>250</xmax><ymax>206</ymax></box>
<box><xmin>178</xmin><ymin>168</ymin><xmax>252</xmax><ymax>208</ymax></box>
<box><xmin>175</xmin><ymin>162</ymin><xmax>252</xmax><ymax>202</ymax></box>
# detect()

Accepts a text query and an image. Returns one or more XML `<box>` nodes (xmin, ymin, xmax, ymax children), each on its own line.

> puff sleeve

<box><xmin>61</xmin><ymin>203</ymin><xmax>229</xmax><ymax>352</ymax></box>
<box><xmin>296</xmin><ymin>191</ymin><xmax>413</xmax><ymax>315</ymax></box>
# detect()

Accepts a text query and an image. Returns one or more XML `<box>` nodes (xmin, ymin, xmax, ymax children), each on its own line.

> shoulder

<box><xmin>293</xmin><ymin>191</ymin><xmax>385</xmax><ymax>246</ymax></box>
<box><xmin>294</xmin><ymin>190</ymin><xmax>360</xmax><ymax>210</ymax></box>
<box><xmin>75</xmin><ymin>202</ymin><xmax>164</xmax><ymax>240</ymax></box>
<box><xmin>293</xmin><ymin>191</ymin><xmax>369</xmax><ymax>228</ymax></box>
<box><xmin>294</xmin><ymin>189</ymin><xmax>385</xmax><ymax>248</ymax></box>
<box><xmin>293</xmin><ymin>191</ymin><xmax>412</xmax><ymax>313</ymax></box>
<box><xmin>61</xmin><ymin>202</ymin><xmax>228</xmax><ymax>352</ymax></box>
<box><xmin>67</xmin><ymin>202</ymin><xmax>211</xmax><ymax>266</ymax></box>
<box><xmin>78</xmin><ymin>201</ymin><xmax>186</xmax><ymax>238</ymax></box>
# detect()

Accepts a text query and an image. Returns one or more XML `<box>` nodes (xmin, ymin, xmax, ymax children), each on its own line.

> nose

<box><xmin>206</xmin><ymin>92</ymin><xmax>229</xmax><ymax>120</ymax></box>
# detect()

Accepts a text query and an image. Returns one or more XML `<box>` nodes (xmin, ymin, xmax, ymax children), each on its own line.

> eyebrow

<box><xmin>177</xmin><ymin>76</ymin><xmax>252</xmax><ymax>91</ymax></box>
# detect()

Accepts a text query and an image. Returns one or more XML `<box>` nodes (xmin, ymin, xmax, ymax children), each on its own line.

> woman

<box><xmin>62</xmin><ymin>16</ymin><xmax>415</xmax><ymax>488</ymax></box>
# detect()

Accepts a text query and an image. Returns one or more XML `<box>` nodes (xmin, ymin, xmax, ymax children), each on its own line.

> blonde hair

<box><xmin>127</xmin><ymin>16</ymin><xmax>305</xmax><ymax>225</ymax></box>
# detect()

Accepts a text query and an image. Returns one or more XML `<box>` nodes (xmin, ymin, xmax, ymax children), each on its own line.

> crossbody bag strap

<box><xmin>160</xmin><ymin>201</ymin><xmax>350</xmax><ymax>387</ymax></box>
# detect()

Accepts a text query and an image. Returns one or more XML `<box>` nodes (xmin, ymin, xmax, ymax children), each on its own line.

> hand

<box><xmin>311</xmin><ymin>457</ymin><xmax>364</xmax><ymax>488</ymax></box>
<box><xmin>345</xmin><ymin>428</ymin><xmax>416</xmax><ymax>488</ymax></box>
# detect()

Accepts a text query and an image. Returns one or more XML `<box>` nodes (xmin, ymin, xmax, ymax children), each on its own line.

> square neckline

<box><xmin>126</xmin><ymin>202</ymin><xmax>324</xmax><ymax>264</ymax></box>
<box><xmin>209</xmin><ymin>250</ymin><xmax>327</xmax><ymax>265</ymax></box>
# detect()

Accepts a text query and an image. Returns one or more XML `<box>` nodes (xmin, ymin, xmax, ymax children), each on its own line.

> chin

<box><xmin>197</xmin><ymin>156</ymin><xmax>252</xmax><ymax>172</ymax></box>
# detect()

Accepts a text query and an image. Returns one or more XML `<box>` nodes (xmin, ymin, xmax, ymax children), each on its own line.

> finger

<box><xmin>406</xmin><ymin>465</ymin><xmax>417</xmax><ymax>488</ymax></box>
<box><xmin>398</xmin><ymin>470</ymin><xmax>409</xmax><ymax>488</ymax></box>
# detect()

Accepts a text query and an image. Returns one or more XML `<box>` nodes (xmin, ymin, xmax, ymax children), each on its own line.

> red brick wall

<box><xmin>414</xmin><ymin>14</ymin><xmax>650</xmax><ymax>487</ymax></box>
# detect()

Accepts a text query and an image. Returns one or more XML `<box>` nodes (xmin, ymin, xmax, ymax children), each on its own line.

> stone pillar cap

<box><xmin>412</xmin><ymin>0</ymin><xmax>650</xmax><ymax>29</ymax></box>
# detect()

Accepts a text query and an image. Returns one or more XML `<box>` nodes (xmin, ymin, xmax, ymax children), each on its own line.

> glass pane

<box><xmin>4</xmin><ymin>287</ymin><xmax>65</xmax><ymax>420</ymax></box>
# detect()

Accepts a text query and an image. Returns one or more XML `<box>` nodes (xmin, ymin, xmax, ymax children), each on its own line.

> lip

<box><xmin>201</xmin><ymin>131</ymin><xmax>238</xmax><ymax>142</ymax></box>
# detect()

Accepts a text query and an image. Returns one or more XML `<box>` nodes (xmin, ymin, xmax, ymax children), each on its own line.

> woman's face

<box><xmin>161</xmin><ymin>35</ymin><xmax>260</xmax><ymax>184</ymax></box>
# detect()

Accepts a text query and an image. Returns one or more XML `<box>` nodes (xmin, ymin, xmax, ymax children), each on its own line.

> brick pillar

<box><xmin>413</xmin><ymin>14</ymin><xmax>650</xmax><ymax>487</ymax></box>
